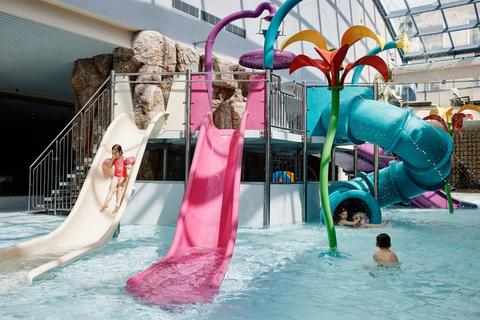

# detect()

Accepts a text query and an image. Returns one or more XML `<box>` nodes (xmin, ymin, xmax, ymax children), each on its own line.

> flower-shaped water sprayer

<box><xmin>423</xmin><ymin>104</ymin><xmax>480</xmax><ymax>213</ymax></box>
<box><xmin>279</xmin><ymin>26</ymin><xmax>389</xmax><ymax>251</ymax></box>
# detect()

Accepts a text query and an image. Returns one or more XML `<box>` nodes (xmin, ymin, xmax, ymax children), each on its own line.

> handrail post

<box><xmin>264</xmin><ymin>68</ymin><xmax>272</xmax><ymax>228</ymax></box>
<box><xmin>109</xmin><ymin>70</ymin><xmax>115</xmax><ymax>122</ymax></box>
<box><xmin>28</xmin><ymin>166</ymin><xmax>32</xmax><ymax>212</ymax></box>
<box><xmin>54</xmin><ymin>140</ymin><xmax>59</xmax><ymax>215</ymax></box>
<box><xmin>185</xmin><ymin>70</ymin><xmax>192</xmax><ymax>185</ymax></box>
<box><xmin>302</xmin><ymin>81</ymin><xmax>308</xmax><ymax>222</ymax></box>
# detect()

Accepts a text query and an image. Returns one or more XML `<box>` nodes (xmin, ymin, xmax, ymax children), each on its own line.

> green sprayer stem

<box><xmin>446</xmin><ymin>123</ymin><xmax>454</xmax><ymax>214</ymax></box>
<box><xmin>320</xmin><ymin>86</ymin><xmax>342</xmax><ymax>251</ymax></box>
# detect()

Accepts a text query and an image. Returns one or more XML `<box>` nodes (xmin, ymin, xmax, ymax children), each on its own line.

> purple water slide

<box><xmin>335</xmin><ymin>144</ymin><xmax>477</xmax><ymax>209</ymax></box>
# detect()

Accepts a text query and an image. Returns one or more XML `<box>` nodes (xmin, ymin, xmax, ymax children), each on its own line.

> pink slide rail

<box><xmin>125</xmin><ymin>73</ymin><xmax>266</xmax><ymax>305</ymax></box>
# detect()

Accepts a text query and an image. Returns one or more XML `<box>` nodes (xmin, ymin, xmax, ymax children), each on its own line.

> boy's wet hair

<box><xmin>376</xmin><ymin>233</ymin><xmax>391</xmax><ymax>248</ymax></box>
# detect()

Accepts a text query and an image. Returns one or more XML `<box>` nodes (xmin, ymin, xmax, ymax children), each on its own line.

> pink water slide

<box><xmin>125</xmin><ymin>112</ymin><xmax>248</xmax><ymax>304</ymax></box>
<box><xmin>125</xmin><ymin>75</ymin><xmax>265</xmax><ymax>305</ymax></box>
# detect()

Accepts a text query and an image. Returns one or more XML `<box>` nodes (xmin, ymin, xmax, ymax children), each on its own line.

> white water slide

<box><xmin>0</xmin><ymin>77</ymin><xmax>174</xmax><ymax>282</ymax></box>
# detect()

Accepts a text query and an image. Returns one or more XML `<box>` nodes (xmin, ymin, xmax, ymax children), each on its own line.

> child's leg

<box><xmin>115</xmin><ymin>177</ymin><xmax>127</xmax><ymax>208</ymax></box>
<box><xmin>102</xmin><ymin>178</ymin><xmax>119</xmax><ymax>209</ymax></box>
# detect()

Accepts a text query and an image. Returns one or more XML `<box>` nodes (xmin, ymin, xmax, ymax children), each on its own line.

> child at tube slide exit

<box><xmin>101</xmin><ymin>144</ymin><xmax>133</xmax><ymax>211</ymax></box>
<box><xmin>336</xmin><ymin>208</ymin><xmax>389</xmax><ymax>228</ymax></box>
<box><xmin>373</xmin><ymin>233</ymin><xmax>399</xmax><ymax>265</ymax></box>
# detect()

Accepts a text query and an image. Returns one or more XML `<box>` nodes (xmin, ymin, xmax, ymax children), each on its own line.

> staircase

<box><xmin>29</xmin><ymin>77</ymin><xmax>112</xmax><ymax>214</ymax></box>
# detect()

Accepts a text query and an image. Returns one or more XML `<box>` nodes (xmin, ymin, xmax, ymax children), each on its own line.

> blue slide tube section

<box><xmin>321</xmin><ymin>96</ymin><xmax>453</xmax><ymax>223</ymax></box>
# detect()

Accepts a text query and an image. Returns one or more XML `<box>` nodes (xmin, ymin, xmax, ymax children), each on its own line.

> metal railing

<box><xmin>270</xmin><ymin>74</ymin><xmax>305</xmax><ymax>133</ymax></box>
<box><xmin>28</xmin><ymin>77</ymin><xmax>111</xmax><ymax>214</ymax></box>
<box><xmin>28</xmin><ymin>70</ymin><xmax>306</xmax><ymax>215</ymax></box>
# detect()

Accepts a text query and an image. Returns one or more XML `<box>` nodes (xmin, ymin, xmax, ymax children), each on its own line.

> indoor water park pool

<box><xmin>1</xmin><ymin>206</ymin><xmax>480</xmax><ymax>319</ymax></box>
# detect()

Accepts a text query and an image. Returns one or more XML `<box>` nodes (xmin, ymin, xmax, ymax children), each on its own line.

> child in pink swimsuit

<box><xmin>113</xmin><ymin>156</ymin><xmax>127</xmax><ymax>181</ymax></box>
<box><xmin>101</xmin><ymin>144</ymin><xmax>135</xmax><ymax>211</ymax></box>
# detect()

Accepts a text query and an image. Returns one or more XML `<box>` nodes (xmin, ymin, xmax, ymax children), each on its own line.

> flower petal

<box><xmin>314</xmin><ymin>47</ymin><xmax>335</xmax><ymax>65</ymax></box>
<box><xmin>457</xmin><ymin>104</ymin><xmax>480</xmax><ymax>115</ymax></box>
<box><xmin>331</xmin><ymin>45</ymin><xmax>350</xmax><ymax>86</ymax></box>
<box><xmin>436</xmin><ymin>106</ymin><xmax>449</xmax><ymax>120</ymax></box>
<box><xmin>341</xmin><ymin>25</ymin><xmax>385</xmax><ymax>50</ymax></box>
<box><xmin>280</xmin><ymin>30</ymin><xmax>329</xmax><ymax>53</ymax></box>
<box><xmin>423</xmin><ymin>114</ymin><xmax>449</xmax><ymax>132</ymax></box>
<box><xmin>452</xmin><ymin>113</ymin><xmax>469</xmax><ymax>132</ymax></box>
<box><xmin>339</xmin><ymin>54</ymin><xmax>389</xmax><ymax>86</ymax></box>
<box><xmin>289</xmin><ymin>55</ymin><xmax>332</xmax><ymax>86</ymax></box>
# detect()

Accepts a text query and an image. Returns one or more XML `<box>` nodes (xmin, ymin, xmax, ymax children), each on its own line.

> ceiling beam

<box><xmin>392</xmin><ymin>57</ymin><xmax>480</xmax><ymax>82</ymax></box>
<box><xmin>0</xmin><ymin>89</ymin><xmax>75</xmax><ymax>108</ymax></box>
<box><xmin>1</xmin><ymin>0</ymin><xmax>136</xmax><ymax>48</ymax></box>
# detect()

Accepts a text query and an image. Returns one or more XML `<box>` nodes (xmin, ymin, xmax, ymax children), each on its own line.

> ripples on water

<box><xmin>1</xmin><ymin>208</ymin><xmax>480</xmax><ymax>319</ymax></box>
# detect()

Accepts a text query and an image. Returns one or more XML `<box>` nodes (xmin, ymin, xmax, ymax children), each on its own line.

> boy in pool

<box><xmin>373</xmin><ymin>233</ymin><xmax>399</xmax><ymax>265</ymax></box>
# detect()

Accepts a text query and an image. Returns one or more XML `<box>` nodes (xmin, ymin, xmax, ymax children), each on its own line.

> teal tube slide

<box><xmin>319</xmin><ymin>94</ymin><xmax>452</xmax><ymax>223</ymax></box>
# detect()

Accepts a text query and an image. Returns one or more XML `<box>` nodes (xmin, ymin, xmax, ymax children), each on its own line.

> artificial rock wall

<box><xmin>71</xmin><ymin>30</ymin><xmax>253</xmax><ymax>130</ymax></box>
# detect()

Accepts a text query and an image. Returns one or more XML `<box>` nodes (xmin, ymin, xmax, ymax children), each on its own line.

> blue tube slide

<box><xmin>321</xmin><ymin>95</ymin><xmax>453</xmax><ymax>223</ymax></box>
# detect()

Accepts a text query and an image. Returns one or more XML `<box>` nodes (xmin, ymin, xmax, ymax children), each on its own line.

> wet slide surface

<box><xmin>125</xmin><ymin>112</ymin><xmax>248</xmax><ymax>305</ymax></box>
<box><xmin>0</xmin><ymin>112</ymin><xmax>167</xmax><ymax>282</ymax></box>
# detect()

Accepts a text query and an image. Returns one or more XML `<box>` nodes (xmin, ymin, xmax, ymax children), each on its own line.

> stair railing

<box><xmin>28</xmin><ymin>76</ymin><xmax>112</xmax><ymax>214</ymax></box>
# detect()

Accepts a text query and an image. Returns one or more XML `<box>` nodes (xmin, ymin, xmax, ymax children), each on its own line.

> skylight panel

<box><xmin>379</xmin><ymin>0</ymin><xmax>408</xmax><ymax>14</ymax></box>
<box><xmin>413</xmin><ymin>10</ymin><xmax>445</xmax><ymax>33</ymax></box>
<box><xmin>451</xmin><ymin>28</ymin><xmax>480</xmax><ymax>47</ymax></box>
<box><xmin>390</xmin><ymin>15</ymin><xmax>417</xmax><ymax>37</ymax></box>
<box><xmin>405</xmin><ymin>0</ymin><xmax>439</xmax><ymax>10</ymax></box>
<box><xmin>443</xmin><ymin>4</ymin><xmax>478</xmax><ymax>28</ymax></box>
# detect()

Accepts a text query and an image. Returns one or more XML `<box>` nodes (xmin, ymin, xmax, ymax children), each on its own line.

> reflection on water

<box><xmin>1</xmin><ymin>207</ymin><xmax>480</xmax><ymax>319</ymax></box>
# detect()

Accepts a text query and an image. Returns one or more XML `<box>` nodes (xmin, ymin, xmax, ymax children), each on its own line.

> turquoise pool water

<box><xmin>1</xmin><ymin>207</ymin><xmax>480</xmax><ymax>319</ymax></box>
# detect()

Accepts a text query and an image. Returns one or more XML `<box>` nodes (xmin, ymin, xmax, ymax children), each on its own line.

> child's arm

<box><xmin>124</xmin><ymin>156</ymin><xmax>136</xmax><ymax>172</ymax></box>
<box><xmin>103</xmin><ymin>157</ymin><xmax>114</xmax><ymax>169</ymax></box>
<box><xmin>107</xmin><ymin>157</ymin><xmax>114</xmax><ymax>169</ymax></box>
<box><xmin>340</xmin><ymin>218</ymin><xmax>359</xmax><ymax>226</ymax></box>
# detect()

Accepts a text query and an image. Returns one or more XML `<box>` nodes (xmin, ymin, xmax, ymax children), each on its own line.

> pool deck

<box><xmin>451</xmin><ymin>191</ymin><xmax>480</xmax><ymax>206</ymax></box>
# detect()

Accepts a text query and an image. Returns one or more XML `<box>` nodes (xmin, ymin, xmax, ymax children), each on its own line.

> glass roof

<box><xmin>373</xmin><ymin>0</ymin><xmax>480</xmax><ymax>62</ymax></box>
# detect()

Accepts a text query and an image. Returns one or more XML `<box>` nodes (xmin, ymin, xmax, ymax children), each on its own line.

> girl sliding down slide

<box><xmin>101</xmin><ymin>144</ymin><xmax>135</xmax><ymax>211</ymax></box>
